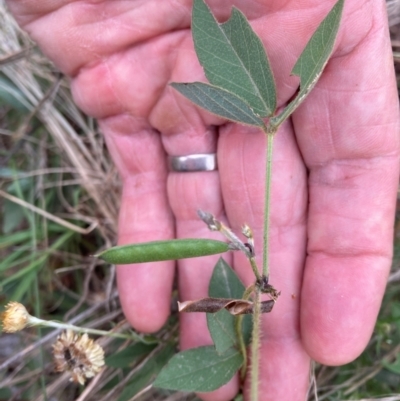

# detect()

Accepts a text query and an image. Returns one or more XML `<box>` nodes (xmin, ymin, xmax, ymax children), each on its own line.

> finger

<box><xmin>70</xmin><ymin>31</ymin><xmax>188</xmax><ymax>120</ymax></box>
<box><xmin>168</xmin><ymin>171</ymin><xmax>228</xmax><ymax>347</ymax></box>
<box><xmin>173</xmin><ymin>186</ymin><xmax>239</xmax><ymax>401</ymax></box>
<box><xmin>69</xmin><ymin>24</ymin><xmax>225</xmax><ymax>340</ymax></box>
<box><xmin>294</xmin><ymin>1</ymin><xmax>400</xmax><ymax>364</ymax></box>
<box><xmin>172</xmin><ymin>185</ymin><xmax>239</xmax><ymax>401</ymax></box>
<box><xmin>151</xmin><ymin>41</ymin><xmax>238</xmax><ymax>399</ymax></box>
<box><xmin>8</xmin><ymin>0</ymin><xmax>191</xmax><ymax>75</ymax></box>
<box><xmin>147</xmin><ymin>33</ymin><xmax>240</xmax><ymax>399</ymax></box>
<box><xmin>67</xmin><ymin>31</ymin><xmax>203</xmax><ymax>332</ymax></box>
<box><xmin>245</xmin><ymin>341</ymin><xmax>310</xmax><ymax>401</ymax></box>
<box><xmin>149</xmin><ymin>34</ymin><xmax>225</xmax><ymax>137</ymax></box>
<box><xmin>219</xmin><ymin>120</ymin><xmax>310</xmax><ymax>401</ymax></box>
<box><xmin>100</xmin><ymin>115</ymin><xmax>175</xmax><ymax>333</ymax></box>
<box><xmin>197</xmin><ymin>380</ymin><xmax>241</xmax><ymax>401</ymax></box>
<box><xmin>147</xmin><ymin>31</ymin><xmax>224</xmax><ymax>348</ymax></box>
<box><xmin>163</xmin><ymin>137</ymin><xmax>239</xmax><ymax>400</ymax></box>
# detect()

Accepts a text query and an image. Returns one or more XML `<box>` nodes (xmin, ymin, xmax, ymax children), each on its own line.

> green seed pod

<box><xmin>96</xmin><ymin>238</ymin><xmax>230</xmax><ymax>264</ymax></box>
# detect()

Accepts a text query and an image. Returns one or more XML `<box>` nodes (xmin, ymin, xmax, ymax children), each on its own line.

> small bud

<box><xmin>1</xmin><ymin>302</ymin><xmax>30</xmax><ymax>333</ymax></box>
<box><xmin>198</xmin><ymin>210</ymin><xmax>253</xmax><ymax>258</ymax></box>
<box><xmin>242</xmin><ymin>224</ymin><xmax>255</xmax><ymax>254</ymax></box>
<box><xmin>241</xmin><ymin>224</ymin><xmax>253</xmax><ymax>240</ymax></box>
<box><xmin>197</xmin><ymin>210</ymin><xmax>221</xmax><ymax>231</ymax></box>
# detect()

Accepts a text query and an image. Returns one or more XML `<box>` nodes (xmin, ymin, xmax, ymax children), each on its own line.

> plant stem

<box><xmin>236</xmin><ymin>317</ymin><xmax>247</xmax><ymax>381</ymax></box>
<box><xmin>236</xmin><ymin>285</ymin><xmax>255</xmax><ymax>380</ymax></box>
<box><xmin>27</xmin><ymin>316</ymin><xmax>156</xmax><ymax>343</ymax></box>
<box><xmin>262</xmin><ymin>133</ymin><xmax>274</xmax><ymax>278</ymax></box>
<box><xmin>249</xmin><ymin>257</ymin><xmax>262</xmax><ymax>282</ymax></box>
<box><xmin>250</xmin><ymin>287</ymin><xmax>261</xmax><ymax>401</ymax></box>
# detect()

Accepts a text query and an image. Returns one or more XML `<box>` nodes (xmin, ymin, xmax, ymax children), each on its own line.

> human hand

<box><xmin>6</xmin><ymin>0</ymin><xmax>399</xmax><ymax>400</ymax></box>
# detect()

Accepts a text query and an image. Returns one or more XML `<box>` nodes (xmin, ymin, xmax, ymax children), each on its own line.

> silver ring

<box><xmin>168</xmin><ymin>153</ymin><xmax>217</xmax><ymax>172</ymax></box>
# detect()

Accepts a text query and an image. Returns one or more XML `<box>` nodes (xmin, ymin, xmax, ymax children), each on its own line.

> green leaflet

<box><xmin>154</xmin><ymin>345</ymin><xmax>243</xmax><ymax>392</ymax></box>
<box><xmin>272</xmin><ymin>0</ymin><xmax>344</xmax><ymax>125</ymax></box>
<box><xmin>171</xmin><ymin>82</ymin><xmax>266</xmax><ymax>129</ymax></box>
<box><xmin>192</xmin><ymin>0</ymin><xmax>276</xmax><ymax>117</ymax></box>
<box><xmin>207</xmin><ymin>258</ymin><xmax>251</xmax><ymax>353</ymax></box>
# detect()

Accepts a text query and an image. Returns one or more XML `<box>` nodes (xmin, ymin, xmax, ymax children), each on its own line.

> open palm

<box><xmin>7</xmin><ymin>0</ymin><xmax>399</xmax><ymax>400</ymax></box>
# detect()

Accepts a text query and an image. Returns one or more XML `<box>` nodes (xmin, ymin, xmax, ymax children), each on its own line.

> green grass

<box><xmin>0</xmin><ymin>6</ymin><xmax>180</xmax><ymax>400</ymax></box>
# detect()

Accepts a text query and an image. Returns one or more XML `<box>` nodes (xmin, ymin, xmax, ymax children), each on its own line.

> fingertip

<box><xmin>303</xmin><ymin>332</ymin><xmax>367</xmax><ymax>366</ymax></box>
<box><xmin>117</xmin><ymin>262</ymin><xmax>174</xmax><ymax>333</ymax></box>
<box><xmin>197</xmin><ymin>376</ymin><xmax>240</xmax><ymax>401</ymax></box>
<box><xmin>302</xmin><ymin>303</ymin><xmax>374</xmax><ymax>365</ymax></box>
<box><xmin>301</xmin><ymin>256</ymin><xmax>388</xmax><ymax>365</ymax></box>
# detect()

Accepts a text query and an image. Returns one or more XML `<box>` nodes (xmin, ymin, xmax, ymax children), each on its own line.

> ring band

<box><xmin>169</xmin><ymin>153</ymin><xmax>217</xmax><ymax>172</ymax></box>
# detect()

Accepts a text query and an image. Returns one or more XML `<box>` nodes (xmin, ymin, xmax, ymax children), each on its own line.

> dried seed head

<box><xmin>52</xmin><ymin>330</ymin><xmax>105</xmax><ymax>385</ymax></box>
<box><xmin>1</xmin><ymin>302</ymin><xmax>30</xmax><ymax>333</ymax></box>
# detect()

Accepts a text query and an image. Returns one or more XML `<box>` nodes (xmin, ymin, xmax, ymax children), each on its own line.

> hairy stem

<box><xmin>262</xmin><ymin>134</ymin><xmax>274</xmax><ymax>278</ymax></box>
<box><xmin>237</xmin><ymin>285</ymin><xmax>255</xmax><ymax>380</ymax></box>
<box><xmin>250</xmin><ymin>287</ymin><xmax>261</xmax><ymax>401</ymax></box>
<box><xmin>249</xmin><ymin>257</ymin><xmax>262</xmax><ymax>282</ymax></box>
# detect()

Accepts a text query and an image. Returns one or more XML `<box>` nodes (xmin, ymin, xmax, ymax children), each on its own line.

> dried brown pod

<box><xmin>178</xmin><ymin>297</ymin><xmax>275</xmax><ymax>315</ymax></box>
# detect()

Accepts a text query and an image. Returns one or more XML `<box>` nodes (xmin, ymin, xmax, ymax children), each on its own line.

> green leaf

<box><xmin>0</xmin><ymin>246</ymin><xmax>32</xmax><ymax>273</ymax></box>
<box><xmin>192</xmin><ymin>0</ymin><xmax>276</xmax><ymax>117</ymax></box>
<box><xmin>0</xmin><ymin>387</ymin><xmax>12</xmax><ymax>400</ymax></box>
<box><xmin>0</xmin><ymin>76</ymin><xmax>30</xmax><ymax>112</ymax></box>
<box><xmin>3</xmin><ymin>200</ymin><xmax>25</xmax><ymax>234</ymax></box>
<box><xmin>154</xmin><ymin>345</ymin><xmax>243</xmax><ymax>392</ymax></box>
<box><xmin>208</xmin><ymin>258</ymin><xmax>246</xmax><ymax>299</ymax></box>
<box><xmin>0</xmin><ymin>230</ymin><xmax>74</xmax><ymax>288</ymax></box>
<box><xmin>171</xmin><ymin>82</ymin><xmax>266</xmax><ymax>130</ymax></box>
<box><xmin>0</xmin><ymin>231</ymin><xmax>32</xmax><ymax>248</ymax></box>
<box><xmin>207</xmin><ymin>309</ymin><xmax>237</xmax><ymax>354</ymax></box>
<box><xmin>292</xmin><ymin>0</ymin><xmax>344</xmax><ymax>89</ymax></box>
<box><xmin>0</xmin><ymin>167</ymin><xmax>25</xmax><ymax>179</ymax></box>
<box><xmin>274</xmin><ymin>0</ymin><xmax>344</xmax><ymax>124</ymax></box>
<box><xmin>207</xmin><ymin>258</ymin><xmax>251</xmax><ymax>352</ymax></box>
<box><xmin>118</xmin><ymin>343</ymin><xmax>175</xmax><ymax>401</ymax></box>
<box><xmin>383</xmin><ymin>355</ymin><xmax>400</xmax><ymax>375</ymax></box>
<box><xmin>105</xmin><ymin>343</ymin><xmax>157</xmax><ymax>368</ymax></box>
<box><xmin>8</xmin><ymin>270</ymin><xmax>37</xmax><ymax>303</ymax></box>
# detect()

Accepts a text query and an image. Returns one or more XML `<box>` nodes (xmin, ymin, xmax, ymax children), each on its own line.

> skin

<box><xmin>6</xmin><ymin>0</ymin><xmax>399</xmax><ymax>400</ymax></box>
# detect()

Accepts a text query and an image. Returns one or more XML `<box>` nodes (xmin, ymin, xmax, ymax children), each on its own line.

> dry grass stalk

<box><xmin>0</xmin><ymin>2</ymin><xmax>120</xmax><ymax>243</ymax></box>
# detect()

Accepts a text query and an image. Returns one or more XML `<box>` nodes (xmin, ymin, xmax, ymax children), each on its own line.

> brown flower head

<box><xmin>52</xmin><ymin>330</ymin><xmax>105</xmax><ymax>385</ymax></box>
<box><xmin>1</xmin><ymin>302</ymin><xmax>30</xmax><ymax>333</ymax></box>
